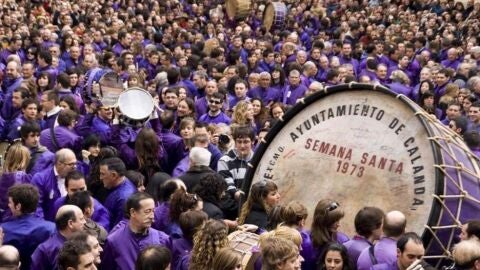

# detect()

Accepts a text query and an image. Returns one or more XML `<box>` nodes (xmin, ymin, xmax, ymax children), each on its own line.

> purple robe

<box><xmin>27</xmin><ymin>147</ymin><xmax>55</xmax><ymax>175</ymax></box>
<box><xmin>344</xmin><ymin>235</ymin><xmax>373</xmax><ymax>269</ymax></box>
<box><xmin>312</xmin><ymin>232</ymin><xmax>350</xmax><ymax>263</ymax></box>
<box><xmin>2</xmin><ymin>214</ymin><xmax>55</xmax><ymax>270</ymax></box>
<box><xmin>283</xmin><ymin>84</ymin><xmax>308</xmax><ymax>105</ymax></box>
<box><xmin>357</xmin><ymin>237</ymin><xmax>397</xmax><ymax>270</ymax></box>
<box><xmin>387</xmin><ymin>82</ymin><xmax>413</xmax><ymax>99</ymax></box>
<box><xmin>172</xmin><ymin>237</ymin><xmax>193</xmax><ymax>270</ymax></box>
<box><xmin>31</xmin><ymin>231</ymin><xmax>66</xmax><ymax>270</ymax></box>
<box><xmin>0</xmin><ymin>171</ymin><xmax>31</xmax><ymax>221</ymax></box>
<box><xmin>159</xmin><ymin>129</ymin><xmax>186</xmax><ymax>175</ymax></box>
<box><xmin>248</xmin><ymin>86</ymin><xmax>281</xmax><ymax>104</ymax></box>
<box><xmin>91</xmin><ymin>115</ymin><xmax>112</xmax><ymax>145</ymax></box>
<box><xmin>101</xmin><ymin>222</ymin><xmax>171</xmax><ymax>270</ymax></box>
<box><xmin>299</xmin><ymin>228</ymin><xmax>316</xmax><ymax>270</ymax></box>
<box><xmin>104</xmin><ymin>179</ymin><xmax>137</xmax><ymax>227</ymax></box>
<box><xmin>198</xmin><ymin>112</ymin><xmax>231</xmax><ymax>125</ymax></box>
<box><xmin>195</xmin><ymin>97</ymin><xmax>209</xmax><ymax>118</ymax></box>
<box><xmin>172</xmin><ymin>155</ymin><xmax>190</xmax><ymax>178</ymax></box>
<box><xmin>31</xmin><ymin>167</ymin><xmax>62</xmax><ymax>221</ymax></box>
<box><xmin>40</xmin><ymin>126</ymin><xmax>83</xmax><ymax>153</ymax></box>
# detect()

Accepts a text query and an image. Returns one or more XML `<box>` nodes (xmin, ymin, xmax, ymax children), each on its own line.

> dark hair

<box><xmin>158</xmin><ymin>179</ymin><xmax>184</xmax><ymax>202</ymax></box>
<box><xmin>56</xmin><ymin>209</ymin><xmax>78</xmax><ymax>230</ymax></box>
<box><xmin>59</xmin><ymin>95</ymin><xmax>80</xmax><ymax>114</ymax></box>
<box><xmin>464</xmin><ymin>130</ymin><xmax>480</xmax><ymax>149</ymax></box>
<box><xmin>57</xmin><ymin>73</ymin><xmax>70</xmax><ymax>88</ymax></box>
<box><xmin>8</xmin><ymin>184</ymin><xmax>39</xmax><ymax>214</ymax></box>
<box><xmin>135</xmin><ymin>246</ymin><xmax>171</xmax><ymax>270</ymax></box>
<box><xmin>194</xmin><ymin>173</ymin><xmax>227</xmax><ymax>205</ymax></box>
<box><xmin>159</xmin><ymin>110</ymin><xmax>175</xmax><ymax>129</ymax></box>
<box><xmin>58</xmin><ymin>240</ymin><xmax>92</xmax><ymax>270</ymax></box>
<box><xmin>232</xmin><ymin>125</ymin><xmax>255</xmax><ymax>140</ymax></box>
<box><xmin>37</xmin><ymin>50</ymin><xmax>52</xmax><ymax>65</ymax></box>
<box><xmin>354</xmin><ymin>207</ymin><xmax>385</xmax><ymax>237</ymax></box>
<box><xmin>65</xmin><ymin>170</ymin><xmax>85</xmax><ymax>189</ymax></box>
<box><xmin>82</xmin><ymin>134</ymin><xmax>101</xmax><ymax>151</ymax></box>
<box><xmin>125</xmin><ymin>170</ymin><xmax>145</xmax><ymax>189</ymax></box>
<box><xmin>43</xmin><ymin>90</ymin><xmax>60</xmax><ymax>105</ymax></box>
<box><xmin>397</xmin><ymin>232</ymin><xmax>423</xmax><ymax>252</ymax></box>
<box><xmin>67</xmin><ymin>190</ymin><xmax>92</xmax><ymax>213</ymax></box>
<box><xmin>100</xmin><ymin>157</ymin><xmax>126</xmax><ymax>176</ymax></box>
<box><xmin>20</xmin><ymin>121</ymin><xmax>41</xmax><ymax>139</ymax></box>
<box><xmin>179</xmin><ymin>210</ymin><xmax>208</xmax><ymax>239</ymax></box>
<box><xmin>125</xmin><ymin>192</ymin><xmax>153</xmax><ymax>219</ymax></box>
<box><xmin>169</xmin><ymin>190</ymin><xmax>200</xmax><ymax>223</ymax></box>
<box><xmin>319</xmin><ymin>243</ymin><xmax>352</xmax><ymax>270</ymax></box>
<box><xmin>466</xmin><ymin>220</ymin><xmax>480</xmax><ymax>239</ymax></box>
<box><xmin>21</xmin><ymin>98</ymin><xmax>39</xmax><ymax>110</ymax></box>
<box><xmin>451</xmin><ymin>116</ymin><xmax>468</xmax><ymax>135</ymax></box>
<box><xmin>57</xmin><ymin>109</ymin><xmax>78</xmax><ymax>127</ymax></box>
<box><xmin>13</xmin><ymin>87</ymin><xmax>31</xmax><ymax>99</ymax></box>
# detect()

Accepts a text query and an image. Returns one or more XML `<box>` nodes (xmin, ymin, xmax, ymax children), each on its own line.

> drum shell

<box><xmin>243</xmin><ymin>83</ymin><xmax>480</xmax><ymax>266</ymax></box>
<box><xmin>263</xmin><ymin>2</ymin><xmax>287</xmax><ymax>31</ymax></box>
<box><xmin>226</xmin><ymin>0</ymin><xmax>252</xmax><ymax>21</ymax></box>
<box><xmin>228</xmin><ymin>231</ymin><xmax>260</xmax><ymax>270</ymax></box>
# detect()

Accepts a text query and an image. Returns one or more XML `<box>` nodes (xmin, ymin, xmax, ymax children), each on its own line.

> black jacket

<box><xmin>179</xmin><ymin>165</ymin><xmax>214</xmax><ymax>192</ymax></box>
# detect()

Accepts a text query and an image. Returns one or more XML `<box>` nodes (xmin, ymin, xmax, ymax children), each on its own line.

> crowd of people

<box><xmin>0</xmin><ymin>0</ymin><xmax>479</xmax><ymax>269</ymax></box>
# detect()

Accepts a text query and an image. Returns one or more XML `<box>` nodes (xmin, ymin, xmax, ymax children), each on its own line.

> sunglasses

<box><xmin>326</xmin><ymin>202</ymin><xmax>340</xmax><ymax>212</ymax></box>
<box><xmin>209</xmin><ymin>99</ymin><xmax>222</xmax><ymax>105</ymax></box>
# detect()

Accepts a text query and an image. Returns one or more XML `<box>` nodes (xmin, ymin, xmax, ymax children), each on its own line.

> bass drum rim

<box><xmin>242</xmin><ymin>83</ymin><xmax>443</xmax><ymax>254</ymax></box>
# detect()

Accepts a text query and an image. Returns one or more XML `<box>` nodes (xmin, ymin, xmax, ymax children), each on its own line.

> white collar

<box><xmin>47</xmin><ymin>106</ymin><xmax>62</xmax><ymax>117</ymax></box>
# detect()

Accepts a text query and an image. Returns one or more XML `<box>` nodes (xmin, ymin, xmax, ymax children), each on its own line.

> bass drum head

<box><xmin>98</xmin><ymin>72</ymin><xmax>124</xmax><ymax>107</ymax></box>
<box><xmin>117</xmin><ymin>88</ymin><xmax>154</xmax><ymax>120</ymax></box>
<box><xmin>225</xmin><ymin>0</ymin><xmax>236</xmax><ymax>20</ymax></box>
<box><xmin>263</xmin><ymin>3</ymin><xmax>275</xmax><ymax>31</ymax></box>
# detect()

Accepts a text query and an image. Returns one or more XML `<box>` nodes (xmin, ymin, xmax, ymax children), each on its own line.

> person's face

<box><xmin>57</xmin><ymin>154</ymin><xmax>77</xmax><ymax>178</ymax></box>
<box><xmin>272</xmin><ymin>106</ymin><xmax>284</xmax><ymax>119</ymax></box>
<box><xmin>297</xmin><ymin>53</ymin><xmax>307</xmax><ymax>64</ymax></box>
<box><xmin>70</xmin><ymin>47</ymin><xmax>81</xmax><ymax>60</ymax></box>
<box><xmin>98</xmin><ymin>106</ymin><xmax>113</xmax><ymax>121</ymax></box>
<box><xmin>208</xmin><ymin>97</ymin><xmax>223</xmax><ymax>112</ymax></box>
<box><xmin>193</xmin><ymin>75</ymin><xmax>206</xmax><ymax>88</ymax></box>
<box><xmin>235</xmin><ymin>137</ymin><xmax>253</xmax><ymax>158</ymax></box>
<box><xmin>396</xmin><ymin>241</ymin><xmax>425</xmax><ymax>270</ymax></box>
<box><xmin>122</xmin><ymin>33</ymin><xmax>132</xmax><ymax>46</ymax></box>
<box><xmin>12</xmin><ymin>92</ymin><xmax>23</xmax><ymax>109</ymax></box>
<box><xmin>469</xmin><ymin>106</ymin><xmax>480</xmax><ymax>123</ymax></box>
<box><xmin>24</xmin><ymin>132</ymin><xmax>40</xmax><ymax>148</ymax></box>
<box><xmin>400</xmin><ymin>56</ymin><xmax>409</xmax><ymax>67</ymax></box>
<box><xmin>265</xmin><ymin>190</ymin><xmax>281</xmax><ymax>207</ymax></box>
<box><xmin>22</xmin><ymin>64</ymin><xmax>34</xmax><ymax>78</ymax></box>
<box><xmin>69</xmin><ymin>74</ymin><xmax>79</xmax><ymax>87</ymax></box>
<box><xmin>448</xmin><ymin>120</ymin><xmax>459</xmax><ymax>133</ymax></box>
<box><xmin>246</xmin><ymin>103</ymin><xmax>254</xmax><ymax>120</ymax></box>
<box><xmin>6</xmin><ymin>63</ymin><xmax>18</xmax><ymax>78</ymax></box>
<box><xmin>38</xmin><ymin>76</ymin><xmax>49</xmax><ymax>88</ymax></box>
<box><xmin>178</xmin><ymin>88</ymin><xmax>187</xmax><ymax>100</ymax></box>
<box><xmin>180</xmin><ymin>123</ymin><xmax>195</xmax><ymax>139</ymax></box>
<box><xmin>67</xmin><ymin>178</ymin><xmax>87</xmax><ymax>197</ymax></box>
<box><xmin>259</xmin><ymin>76</ymin><xmax>271</xmax><ymax>88</ymax></box>
<box><xmin>131</xmin><ymin>198</ymin><xmax>155</xmax><ymax>230</ymax></box>
<box><xmin>77</xmin><ymin>252</ymin><xmax>97</xmax><ymax>270</ymax></box>
<box><xmin>342</xmin><ymin>44</ymin><xmax>352</xmax><ymax>56</ymax></box>
<box><xmin>459</xmin><ymin>224</ymin><xmax>469</xmax><ymax>240</ymax></box>
<box><xmin>464</xmin><ymin>99</ymin><xmax>473</xmax><ymax>111</ymax></box>
<box><xmin>435</xmin><ymin>73</ymin><xmax>449</xmax><ymax>86</ymax></box>
<box><xmin>71</xmin><ymin>209</ymin><xmax>87</xmax><ymax>232</ymax></box>
<box><xmin>266</xmin><ymin>53</ymin><xmax>275</xmax><ymax>63</ymax></box>
<box><xmin>376</xmin><ymin>67</ymin><xmax>387</xmax><ymax>79</ymax></box>
<box><xmin>325</xmin><ymin>250</ymin><xmax>344</xmax><ymax>270</ymax></box>
<box><xmin>252</xmin><ymin>100</ymin><xmax>262</xmax><ymax>116</ymax></box>
<box><xmin>177</xmin><ymin>100</ymin><xmax>192</xmax><ymax>117</ymax></box>
<box><xmin>420</xmin><ymin>82</ymin><xmax>430</xmax><ymax>92</ymax></box>
<box><xmin>88</xmin><ymin>144</ymin><xmax>100</xmax><ymax>157</ymax></box>
<box><xmin>235</xmin><ymin>83</ymin><xmax>248</xmax><ymax>98</ymax></box>
<box><xmin>99</xmin><ymin>165</ymin><xmax>117</xmax><ymax>188</ymax></box>
<box><xmin>86</xmin><ymin>235</ymin><xmax>102</xmax><ymax>265</ymax></box>
<box><xmin>424</xmin><ymin>96</ymin><xmax>434</xmax><ymax>106</ymax></box>
<box><xmin>164</xmin><ymin>93</ymin><xmax>179</xmax><ymax>109</ymax></box>
<box><xmin>49</xmin><ymin>47</ymin><xmax>60</xmax><ymax>57</ymax></box>
<box><xmin>289</xmin><ymin>74</ymin><xmax>300</xmax><ymax>87</ymax></box>
<box><xmin>205</xmin><ymin>82</ymin><xmax>218</xmax><ymax>96</ymax></box>
<box><xmin>446</xmin><ymin>105</ymin><xmax>460</xmax><ymax>119</ymax></box>
<box><xmin>278</xmin><ymin>253</ymin><xmax>303</xmax><ymax>270</ymax></box>
<box><xmin>22</xmin><ymin>103</ymin><xmax>38</xmax><ymax>119</ymax></box>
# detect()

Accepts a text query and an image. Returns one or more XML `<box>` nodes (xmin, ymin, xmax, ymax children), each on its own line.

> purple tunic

<box><xmin>39</xmin><ymin>126</ymin><xmax>83</xmax><ymax>153</ymax></box>
<box><xmin>31</xmin><ymin>231</ymin><xmax>66</xmax><ymax>270</ymax></box>
<box><xmin>0</xmin><ymin>171</ymin><xmax>31</xmax><ymax>221</ymax></box>
<box><xmin>91</xmin><ymin>116</ymin><xmax>112</xmax><ymax>145</ymax></box>
<box><xmin>357</xmin><ymin>237</ymin><xmax>397</xmax><ymax>270</ymax></box>
<box><xmin>104</xmin><ymin>179</ymin><xmax>137</xmax><ymax>228</ymax></box>
<box><xmin>101</xmin><ymin>223</ymin><xmax>171</xmax><ymax>270</ymax></box>
<box><xmin>198</xmin><ymin>112</ymin><xmax>231</xmax><ymax>125</ymax></box>
<box><xmin>172</xmin><ymin>236</ymin><xmax>193</xmax><ymax>269</ymax></box>
<box><xmin>387</xmin><ymin>82</ymin><xmax>413</xmax><ymax>99</ymax></box>
<box><xmin>31</xmin><ymin>167</ymin><xmax>62</xmax><ymax>221</ymax></box>
<box><xmin>195</xmin><ymin>97</ymin><xmax>209</xmax><ymax>118</ymax></box>
<box><xmin>344</xmin><ymin>235</ymin><xmax>373</xmax><ymax>269</ymax></box>
<box><xmin>283</xmin><ymin>84</ymin><xmax>308</xmax><ymax>105</ymax></box>
<box><xmin>248</xmin><ymin>86</ymin><xmax>281</xmax><ymax>104</ymax></box>
<box><xmin>299</xmin><ymin>228</ymin><xmax>316</xmax><ymax>270</ymax></box>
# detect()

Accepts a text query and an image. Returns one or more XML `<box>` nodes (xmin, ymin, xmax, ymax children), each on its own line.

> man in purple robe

<box><xmin>195</xmin><ymin>80</ymin><xmax>218</xmax><ymax>117</ymax></box>
<box><xmin>198</xmin><ymin>92</ymin><xmax>231</xmax><ymax>125</ymax></box>
<box><xmin>434</xmin><ymin>69</ymin><xmax>451</xmax><ymax>104</ymax></box>
<box><xmin>101</xmin><ymin>192</ymin><xmax>171</xmax><ymax>270</ymax></box>
<box><xmin>344</xmin><ymin>207</ymin><xmax>384</xmax><ymax>269</ymax></box>
<box><xmin>357</xmin><ymin>211</ymin><xmax>407</xmax><ymax>270</ymax></box>
<box><xmin>228</xmin><ymin>80</ymin><xmax>251</xmax><ymax>108</ymax></box>
<box><xmin>441</xmin><ymin>48</ymin><xmax>461</xmax><ymax>70</ymax></box>
<box><xmin>112</xmin><ymin>31</ymin><xmax>132</xmax><ymax>57</ymax></box>
<box><xmin>248</xmin><ymin>72</ymin><xmax>281</xmax><ymax>107</ymax></box>
<box><xmin>338</xmin><ymin>42</ymin><xmax>359</xmax><ymax>76</ymax></box>
<box><xmin>40</xmin><ymin>109</ymin><xmax>82</xmax><ymax>153</ymax></box>
<box><xmin>20</xmin><ymin>122</ymin><xmax>55</xmax><ymax>175</ymax></box>
<box><xmin>32</xmin><ymin>148</ymin><xmax>78</xmax><ymax>221</ymax></box>
<box><xmin>35</xmin><ymin>50</ymin><xmax>58</xmax><ymax>86</ymax></box>
<box><xmin>31</xmin><ymin>204</ymin><xmax>86</xmax><ymax>270</ymax></box>
<box><xmin>40</xmin><ymin>90</ymin><xmax>62</xmax><ymax>130</ymax></box>
<box><xmin>370</xmin><ymin>232</ymin><xmax>425</xmax><ymax>270</ymax></box>
<box><xmin>0</xmin><ymin>36</ymin><xmax>25</xmax><ymax>65</ymax></box>
<box><xmin>283</xmin><ymin>70</ymin><xmax>307</xmax><ymax>105</ymax></box>
<box><xmin>52</xmin><ymin>170</ymin><xmax>111</xmax><ymax>231</ymax></box>
<box><xmin>100</xmin><ymin>157</ymin><xmax>137</xmax><ymax>227</ymax></box>
<box><xmin>2</xmin><ymin>184</ymin><xmax>55</xmax><ymax>270</ymax></box>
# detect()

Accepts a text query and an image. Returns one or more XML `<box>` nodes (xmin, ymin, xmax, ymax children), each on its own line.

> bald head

<box><xmin>0</xmin><ymin>245</ymin><xmax>20</xmax><ymax>269</ymax></box>
<box><xmin>56</xmin><ymin>205</ymin><xmax>85</xmax><ymax>234</ymax></box>
<box><xmin>383</xmin><ymin>210</ymin><xmax>406</xmax><ymax>238</ymax></box>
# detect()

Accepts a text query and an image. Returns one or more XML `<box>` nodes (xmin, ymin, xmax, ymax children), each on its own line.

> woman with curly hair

<box><xmin>317</xmin><ymin>243</ymin><xmax>353</xmax><ymax>270</ymax></box>
<box><xmin>187</xmin><ymin>219</ymin><xmax>229</xmax><ymax>270</ymax></box>
<box><xmin>239</xmin><ymin>180</ymin><xmax>281</xmax><ymax>232</ymax></box>
<box><xmin>231</xmin><ymin>100</ymin><xmax>256</xmax><ymax>131</ymax></box>
<box><xmin>310</xmin><ymin>199</ymin><xmax>349</xmax><ymax>263</ymax></box>
<box><xmin>251</xmin><ymin>98</ymin><xmax>270</xmax><ymax>131</ymax></box>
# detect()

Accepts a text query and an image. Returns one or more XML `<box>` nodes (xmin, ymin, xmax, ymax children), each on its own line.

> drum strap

<box><xmin>369</xmin><ymin>245</ymin><xmax>378</xmax><ymax>265</ymax></box>
<box><xmin>50</xmin><ymin>128</ymin><xmax>60</xmax><ymax>150</ymax></box>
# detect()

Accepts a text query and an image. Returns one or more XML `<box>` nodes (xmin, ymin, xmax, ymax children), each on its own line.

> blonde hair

<box><xmin>261</xmin><ymin>237</ymin><xmax>299</xmax><ymax>270</ymax></box>
<box><xmin>3</xmin><ymin>143</ymin><xmax>30</xmax><ymax>173</ymax></box>
<box><xmin>212</xmin><ymin>247</ymin><xmax>242</xmax><ymax>270</ymax></box>
<box><xmin>232</xmin><ymin>100</ymin><xmax>253</xmax><ymax>126</ymax></box>
<box><xmin>189</xmin><ymin>219</ymin><xmax>229</xmax><ymax>270</ymax></box>
<box><xmin>452</xmin><ymin>239</ymin><xmax>480</xmax><ymax>267</ymax></box>
<box><xmin>282</xmin><ymin>201</ymin><xmax>308</xmax><ymax>227</ymax></box>
<box><xmin>439</xmin><ymin>83</ymin><xmax>459</xmax><ymax>105</ymax></box>
<box><xmin>259</xmin><ymin>226</ymin><xmax>303</xmax><ymax>248</ymax></box>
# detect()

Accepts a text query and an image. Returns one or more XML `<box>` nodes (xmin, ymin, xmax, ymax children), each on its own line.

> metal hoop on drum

<box><xmin>242</xmin><ymin>82</ymin><xmax>480</xmax><ymax>266</ymax></box>
<box><xmin>117</xmin><ymin>87</ymin><xmax>155</xmax><ymax>127</ymax></box>
<box><xmin>97</xmin><ymin>71</ymin><xmax>124</xmax><ymax>108</ymax></box>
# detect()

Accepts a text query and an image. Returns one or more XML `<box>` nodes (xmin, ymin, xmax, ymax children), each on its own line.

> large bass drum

<box><xmin>243</xmin><ymin>83</ymin><xmax>480</xmax><ymax>265</ymax></box>
<box><xmin>117</xmin><ymin>87</ymin><xmax>154</xmax><ymax>127</ymax></box>
<box><xmin>225</xmin><ymin>0</ymin><xmax>251</xmax><ymax>21</ymax></box>
<box><xmin>263</xmin><ymin>2</ymin><xmax>287</xmax><ymax>31</ymax></box>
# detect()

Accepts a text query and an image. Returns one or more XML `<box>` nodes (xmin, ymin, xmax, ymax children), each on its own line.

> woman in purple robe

<box><xmin>311</xmin><ymin>199</ymin><xmax>350</xmax><ymax>263</ymax></box>
<box><xmin>0</xmin><ymin>143</ymin><xmax>32</xmax><ymax>221</ymax></box>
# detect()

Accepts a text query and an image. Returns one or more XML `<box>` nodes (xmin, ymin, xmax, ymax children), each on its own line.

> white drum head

<box><xmin>117</xmin><ymin>88</ymin><xmax>154</xmax><ymax>120</ymax></box>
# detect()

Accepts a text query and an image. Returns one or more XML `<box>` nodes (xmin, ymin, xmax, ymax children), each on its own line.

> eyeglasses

<box><xmin>326</xmin><ymin>202</ymin><xmax>340</xmax><ymax>212</ymax></box>
<box><xmin>209</xmin><ymin>99</ymin><xmax>222</xmax><ymax>105</ymax></box>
